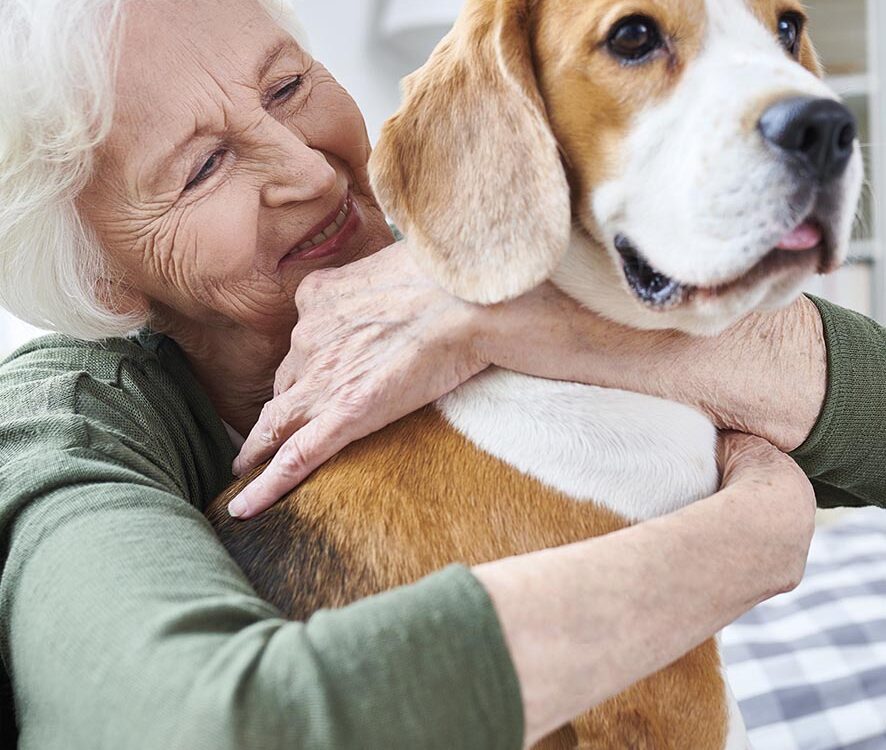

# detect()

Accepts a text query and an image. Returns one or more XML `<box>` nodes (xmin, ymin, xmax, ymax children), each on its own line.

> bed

<box><xmin>723</xmin><ymin>507</ymin><xmax>886</xmax><ymax>749</ymax></box>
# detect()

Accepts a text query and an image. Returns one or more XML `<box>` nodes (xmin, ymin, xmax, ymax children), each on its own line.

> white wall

<box><xmin>294</xmin><ymin>0</ymin><xmax>460</xmax><ymax>143</ymax></box>
<box><xmin>0</xmin><ymin>314</ymin><xmax>43</xmax><ymax>359</ymax></box>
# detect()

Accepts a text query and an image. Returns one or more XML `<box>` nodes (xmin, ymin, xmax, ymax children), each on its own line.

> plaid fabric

<box><xmin>723</xmin><ymin>507</ymin><xmax>886</xmax><ymax>750</ymax></box>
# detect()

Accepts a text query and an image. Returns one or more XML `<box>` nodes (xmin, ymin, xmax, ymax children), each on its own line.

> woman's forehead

<box><xmin>121</xmin><ymin>0</ymin><xmax>288</xmax><ymax>76</ymax></box>
<box><xmin>104</xmin><ymin>0</ymin><xmax>302</xmax><ymax>175</ymax></box>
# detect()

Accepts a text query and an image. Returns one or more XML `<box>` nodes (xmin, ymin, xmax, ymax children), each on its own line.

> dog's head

<box><xmin>369</xmin><ymin>0</ymin><xmax>864</xmax><ymax>334</ymax></box>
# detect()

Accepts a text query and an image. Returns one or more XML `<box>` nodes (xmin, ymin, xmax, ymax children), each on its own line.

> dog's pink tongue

<box><xmin>776</xmin><ymin>222</ymin><xmax>823</xmax><ymax>252</ymax></box>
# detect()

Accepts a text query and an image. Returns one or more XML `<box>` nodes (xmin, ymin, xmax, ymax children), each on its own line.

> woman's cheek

<box><xmin>298</xmin><ymin>76</ymin><xmax>371</xmax><ymax>178</ymax></box>
<box><xmin>131</xmin><ymin>198</ymin><xmax>254</xmax><ymax>315</ymax></box>
<box><xmin>135</xmin><ymin>210</ymin><xmax>208</xmax><ymax>303</ymax></box>
<box><xmin>191</xmin><ymin>181</ymin><xmax>263</xmax><ymax>277</ymax></box>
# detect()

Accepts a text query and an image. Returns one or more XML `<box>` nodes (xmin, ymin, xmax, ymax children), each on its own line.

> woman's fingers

<box><xmin>274</xmin><ymin>353</ymin><xmax>303</xmax><ymax>398</ymax></box>
<box><xmin>273</xmin><ymin>325</ymin><xmax>311</xmax><ymax>398</ymax></box>
<box><xmin>233</xmin><ymin>389</ymin><xmax>310</xmax><ymax>476</ymax></box>
<box><xmin>227</xmin><ymin>412</ymin><xmax>355</xmax><ymax>519</ymax></box>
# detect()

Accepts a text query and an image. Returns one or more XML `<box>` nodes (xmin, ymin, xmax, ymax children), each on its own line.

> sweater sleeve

<box><xmin>0</xmin><ymin>337</ymin><xmax>523</xmax><ymax>750</ymax></box>
<box><xmin>790</xmin><ymin>296</ymin><xmax>886</xmax><ymax>509</ymax></box>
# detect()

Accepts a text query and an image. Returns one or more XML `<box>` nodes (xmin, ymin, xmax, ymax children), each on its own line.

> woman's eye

<box><xmin>270</xmin><ymin>75</ymin><xmax>304</xmax><ymax>103</ymax></box>
<box><xmin>607</xmin><ymin>15</ymin><xmax>663</xmax><ymax>63</ymax></box>
<box><xmin>185</xmin><ymin>150</ymin><xmax>226</xmax><ymax>192</ymax></box>
<box><xmin>777</xmin><ymin>12</ymin><xmax>804</xmax><ymax>56</ymax></box>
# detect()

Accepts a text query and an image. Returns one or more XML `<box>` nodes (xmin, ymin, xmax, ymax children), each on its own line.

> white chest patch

<box><xmin>723</xmin><ymin>671</ymin><xmax>752</xmax><ymax>750</ymax></box>
<box><xmin>438</xmin><ymin>369</ymin><xmax>719</xmax><ymax>522</ymax></box>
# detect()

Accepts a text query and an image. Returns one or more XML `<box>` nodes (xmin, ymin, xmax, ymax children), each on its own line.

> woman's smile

<box><xmin>278</xmin><ymin>190</ymin><xmax>364</xmax><ymax>269</ymax></box>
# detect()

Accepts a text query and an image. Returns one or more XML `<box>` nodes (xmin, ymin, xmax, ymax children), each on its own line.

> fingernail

<box><xmin>228</xmin><ymin>495</ymin><xmax>249</xmax><ymax>518</ymax></box>
<box><xmin>231</xmin><ymin>459</ymin><xmax>242</xmax><ymax>477</ymax></box>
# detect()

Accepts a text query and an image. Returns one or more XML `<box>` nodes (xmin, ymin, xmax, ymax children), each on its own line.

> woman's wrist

<box><xmin>685</xmin><ymin>295</ymin><xmax>827</xmax><ymax>451</ymax></box>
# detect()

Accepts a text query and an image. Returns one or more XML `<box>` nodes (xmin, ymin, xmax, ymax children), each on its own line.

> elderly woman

<box><xmin>0</xmin><ymin>0</ymin><xmax>884</xmax><ymax>748</ymax></box>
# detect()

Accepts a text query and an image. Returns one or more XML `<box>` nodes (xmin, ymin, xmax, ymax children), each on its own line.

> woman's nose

<box><xmin>260</xmin><ymin>132</ymin><xmax>338</xmax><ymax>208</ymax></box>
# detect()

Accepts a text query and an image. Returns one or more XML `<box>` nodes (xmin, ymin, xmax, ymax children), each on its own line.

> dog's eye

<box><xmin>607</xmin><ymin>15</ymin><xmax>663</xmax><ymax>63</ymax></box>
<box><xmin>777</xmin><ymin>12</ymin><xmax>805</xmax><ymax>56</ymax></box>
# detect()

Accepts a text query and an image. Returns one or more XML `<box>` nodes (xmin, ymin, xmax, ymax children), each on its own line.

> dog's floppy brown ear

<box><xmin>370</xmin><ymin>0</ymin><xmax>570</xmax><ymax>304</ymax></box>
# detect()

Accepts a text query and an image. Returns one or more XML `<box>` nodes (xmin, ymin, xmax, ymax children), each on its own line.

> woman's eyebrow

<box><xmin>257</xmin><ymin>38</ymin><xmax>295</xmax><ymax>82</ymax></box>
<box><xmin>143</xmin><ymin>124</ymin><xmax>212</xmax><ymax>190</ymax></box>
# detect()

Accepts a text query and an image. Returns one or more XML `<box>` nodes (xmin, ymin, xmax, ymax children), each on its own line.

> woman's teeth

<box><xmin>296</xmin><ymin>205</ymin><xmax>349</xmax><ymax>252</ymax></box>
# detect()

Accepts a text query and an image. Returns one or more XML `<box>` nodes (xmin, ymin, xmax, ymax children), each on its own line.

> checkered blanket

<box><xmin>723</xmin><ymin>507</ymin><xmax>886</xmax><ymax>750</ymax></box>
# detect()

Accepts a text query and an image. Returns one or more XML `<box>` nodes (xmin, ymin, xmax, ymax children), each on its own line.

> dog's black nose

<box><xmin>759</xmin><ymin>97</ymin><xmax>856</xmax><ymax>182</ymax></box>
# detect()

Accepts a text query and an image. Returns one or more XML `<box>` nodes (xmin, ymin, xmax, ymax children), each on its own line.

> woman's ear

<box><xmin>369</xmin><ymin>0</ymin><xmax>571</xmax><ymax>305</ymax></box>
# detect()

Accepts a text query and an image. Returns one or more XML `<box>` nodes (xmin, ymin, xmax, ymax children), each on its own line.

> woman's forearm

<box><xmin>484</xmin><ymin>288</ymin><xmax>827</xmax><ymax>453</ymax></box>
<box><xmin>474</xmin><ymin>433</ymin><xmax>816</xmax><ymax>747</ymax></box>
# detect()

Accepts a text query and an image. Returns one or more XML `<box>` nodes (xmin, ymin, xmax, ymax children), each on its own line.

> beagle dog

<box><xmin>209</xmin><ymin>0</ymin><xmax>863</xmax><ymax>747</ymax></box>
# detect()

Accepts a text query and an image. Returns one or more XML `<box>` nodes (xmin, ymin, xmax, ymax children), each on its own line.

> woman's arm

<box><xmin>484</xmin><ymin>288</ymin><xmax>886</xmax><ymax>510</ymax></box>
<box><xmin>788</xmin><ymin>298</ymin><xmax>886</xmax><ymax>508</ymax></box>
<box><xmin>482</xmin><ymin>285</ymin><xmax>828</xmax><ymax>453</ymax></box>
<box><xmin>0</xmin><ymin>339</ymin><xmax>521</xmax><ymax>750</ymax></box>
<box><xmin>2</xmin><ymin>414</ymin><xmax>811</xmax><ymax>749</ymax></box>
<box><xmin>2</xmin><ymin>461</ymin><xmax>521</xmax><ymax>750</ymax></box>
<box><xmin>231</xmin><ymin>241</ymin><xmax>885</xmax><ymax>517</ymax></box>
<box><xmin>476</xmin><ymin>432</ymin><xmax>816</xmax><ymax>746</ymax></box>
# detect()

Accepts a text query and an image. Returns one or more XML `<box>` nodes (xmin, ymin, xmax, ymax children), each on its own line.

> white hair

<box><xmin>0</xmin><ymin>0</ymin><xmax>304</xmax><ymax>341</ymax></box>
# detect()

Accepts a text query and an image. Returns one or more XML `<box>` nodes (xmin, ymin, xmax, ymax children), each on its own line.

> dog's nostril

<box><xmin>838</xmin><ymin>122</ymin><xmax>857</xmax><ymax>150</ymax></box>
<box><xmin>800</xmin><ymin>126</ymin><xmax>818</xmax><ymax>153</ymax></box>
<box><xmin>759</xmin><ymin>96</ymin><xmax>856</xmax><ymax>182</ymax></box>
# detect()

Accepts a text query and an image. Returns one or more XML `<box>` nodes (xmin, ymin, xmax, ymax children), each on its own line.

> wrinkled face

<box><xmin>79</xmin><ymin>0</ymin><xmax>392</xmax><ymax>338</ymax></box>
<box><xmin>537</xmin><ymin>0</ymin><xmax>863</xmax><ymax>333</ymax></box>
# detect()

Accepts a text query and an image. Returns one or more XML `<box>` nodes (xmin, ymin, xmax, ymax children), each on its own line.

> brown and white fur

<box><xmin>208</xmin><ymin>1</ymin><xmax>863</xmax><ymax>747</ymax></box>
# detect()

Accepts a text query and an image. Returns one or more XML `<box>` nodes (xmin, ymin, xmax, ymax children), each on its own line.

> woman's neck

<box><xmin>160</xmin><ymin>315</ymin><xmax>292</xmax><ymax>439</ymax></box>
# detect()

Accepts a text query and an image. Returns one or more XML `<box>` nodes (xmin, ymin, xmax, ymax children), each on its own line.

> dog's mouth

<box><xmin>615</xmin><ymin>235</ymin><xmax>687</xmax><ymax>307</ymax></box>
<box><xmin>614</xmin><ymin>218</ymin><xmax>831</xmax><ymax>309</ymax></box>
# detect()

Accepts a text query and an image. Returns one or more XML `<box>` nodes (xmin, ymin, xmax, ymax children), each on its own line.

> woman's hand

<box><xmin>475</xmin><ymin>431</ymin><xmax>816</xmax><ymax>746</ymax></box>
<box><xmin>228</xmin><ymin>242</ymin><xmax>491</xmax><ymax>518</ymax></box>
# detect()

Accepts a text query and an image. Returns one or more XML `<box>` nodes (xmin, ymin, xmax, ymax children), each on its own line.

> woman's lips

<box><xmin>279</xmin><ymin>194</ymin><xmax>362</xmax><ymax>267</ymax></box>
<box><xmin>295</xmin><ymin>197</ymin><xmax>351</xmax><ymax>252</ymax></box>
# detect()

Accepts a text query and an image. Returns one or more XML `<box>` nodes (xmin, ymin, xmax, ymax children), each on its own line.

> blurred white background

<box><xmin>2</xmin><ymin>0</ymin><xmax>883</xmax><ymax>357</ymax></box>
<box><xmin>297</xmin><ymin>0</ymin><xmax>462</xmax><ymax>143</ymax></box>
